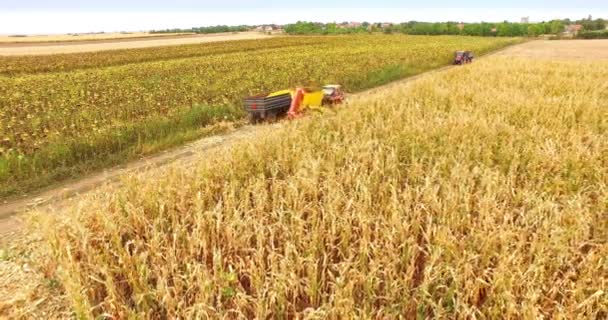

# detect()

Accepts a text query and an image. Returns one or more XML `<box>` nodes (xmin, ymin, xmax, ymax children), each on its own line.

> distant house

<box><xmin>261</xmin><ymin>25</ymin><xmax>283</xmax><ymax>32</ymax></box>
<box><xmin>491</xmin><ymin>27</ymin><xmax>497</xmax><ymax>33</ymax></box>
<box><xmin>337</xmin><ymin>22</ymin><xmax>363</xmax><ymax>29</ymax></box>
<box><xmin>564</xmin><ymin>24</ymin><xmax>583</xmax><ymax>36</ymax></box>
<box><xmin>254</xmin><ymin>25</ymin><xmax>280</xmax><ymax>33</ymax></box>
<box><xmin>457</xmin><ymin>23</ymin><xmax>465</xmax><ymax>31</ymax></box>
<box><xmin>521</xmin><ymin>17</ymin><xmax>530</xmax><ymax>24</ymax></box>
<box><xmin>381</xmin><ymin>23</ymin><xmax>393</xmax><ymax>29</ymax></box>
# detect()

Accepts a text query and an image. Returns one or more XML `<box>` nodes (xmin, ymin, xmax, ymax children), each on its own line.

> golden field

<box><xmin>34</xmin><ymin>55</ymin><xmax>608</xmax><ymax>318</ymax></box>
<box><xmin>494</xmin><ymin>39</ymin><xmax>608</xmax><ymax>60</ymax></box>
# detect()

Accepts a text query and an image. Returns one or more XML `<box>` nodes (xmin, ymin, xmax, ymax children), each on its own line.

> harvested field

<box><xmin>0</xmin><ymin>32</ymin><xmax>273</xmax><ymax>56</ymax></box>
<box><xmin>0</xmin><ymin>32</ymin><xmax>190</xmax><ymax>43</ymax></box>
<box><xmin>496</xmin><ymin>39</ymin><xmax>608</xmax><ymax>60</ymax></box>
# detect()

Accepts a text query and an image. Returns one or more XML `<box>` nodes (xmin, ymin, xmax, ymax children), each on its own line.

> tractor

<box><xmin>454</xmin><ymin>51</ymin><xmax>474</xmax><ymax>65</ymax></box>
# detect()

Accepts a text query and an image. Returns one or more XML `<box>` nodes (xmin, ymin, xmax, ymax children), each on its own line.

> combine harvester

<box><xmin>244</xmin><ymin>85</ymin><xmax>345</xmax><ymax>123</ymax></box>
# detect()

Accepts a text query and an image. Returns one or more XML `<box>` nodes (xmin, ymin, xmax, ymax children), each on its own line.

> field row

<box><xmin>42</xmin><ymin>57</ymin><xmax>608</xmax><ymax>318</ymax></box>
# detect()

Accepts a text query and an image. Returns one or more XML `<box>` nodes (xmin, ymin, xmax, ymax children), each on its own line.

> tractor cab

<box><xmin>322</xmin><ymin>85</ymin><xmax>345</xmax><ymax>105</ymax></box>
<box><xmin>454</xmin><ymin>51</ymin><xmax>465</xmax><ymax>64</ymax></box>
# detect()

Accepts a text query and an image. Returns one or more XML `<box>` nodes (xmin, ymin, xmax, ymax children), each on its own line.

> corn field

<box><xmin>0</xmin><ymin>35</ymin><xmax>518</xmax><ymax>197</ymax></box>
<box><xmin>42</xmin><ymin>57</ymin><xmax>608</xmax><ymax>319</ymax></box>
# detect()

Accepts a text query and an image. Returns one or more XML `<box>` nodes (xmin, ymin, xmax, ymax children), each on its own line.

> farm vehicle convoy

<box><xmin>244</xmin><ymin>51</ymin><xmax>473</xmax><ymax>123</ymax></box>
<box><xmin>244</xmin><ymin>85</ymin><xmax>345</xmax><ymax>123</ymax></box>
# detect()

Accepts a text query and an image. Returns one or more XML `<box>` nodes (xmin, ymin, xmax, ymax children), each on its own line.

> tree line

<box><xmin>577</xmin><ymin>30</ymin><xmax>608</xmax><ymax>39</ymax></box>
<box><xmin>284</xmin><ymin>18</ymin><xmax>607</xmax><ymax>37</ymax></box>
<box><xmin>149</xmin><ymin>18</ymin><xmax>607</xmax><ymax>38</ymax></box>
<box><xmin>151</xmin><ymin>25</ymin><xmax>249</xmax><ymax>34</ymax></box>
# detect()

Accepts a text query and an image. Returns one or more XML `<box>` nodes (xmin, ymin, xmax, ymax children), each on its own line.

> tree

<box><xmin>463</xmin><ymin>23</ymin><xmax>482</xmax><ymax>36</ymax></box>
<box><xmin>550</xmin><ymin>20</ymin><xmax>565</xmax><ymax>34</ymax></box>
<box><xmin>577</xmin><ymin>17</ymin><xmax>607</xmax><ymax>31</ymax></box>
<box><xmin>527</xmin><ymin>24</ymin><xmax>544</xmax><ymax>37</ymax></box>
<box><xmin>324</xmin><ymin>23</ymin><xmax>339</xmax><ymax>35</ymax></box>
<box><xmin>496</xmin><ymin>23</ymin><xmax>511</xmax><ymax>36</ymax></box>
<box><xmin>446</xmin><ymin>23</ymin><xmax>462</xmax><ymax>35</ymax></box>
<box><xmin>284</xmin><ymin>21</ymin><xmax>322</xmax><ymax>34</ymax></box>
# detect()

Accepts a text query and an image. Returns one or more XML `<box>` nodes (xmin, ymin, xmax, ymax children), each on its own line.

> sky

<box><xmin>1</xmin><ymin>1</ymin><xmax>607</xmax><ymax>34</ymax></box>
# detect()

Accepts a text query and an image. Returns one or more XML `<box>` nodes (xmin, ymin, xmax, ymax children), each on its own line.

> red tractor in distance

<box><xmin>454</xmin><ymin>51</ymin><xmax>474</xmax><ymax>65</ymax></box>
